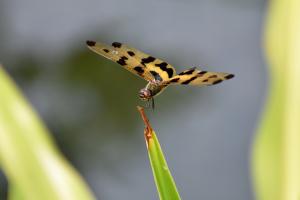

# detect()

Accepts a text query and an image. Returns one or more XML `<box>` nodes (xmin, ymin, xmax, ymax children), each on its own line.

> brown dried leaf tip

<box><xmin>137</xmin><ymin>106</ymin><xmax>153</xmax><ymax>146</ymax></box>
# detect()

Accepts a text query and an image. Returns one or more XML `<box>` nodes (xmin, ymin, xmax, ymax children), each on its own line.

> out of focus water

<box><xmin>0</xmin><ymin>0</ymin><xmax>267</xmax><ymax>199</ymax></box>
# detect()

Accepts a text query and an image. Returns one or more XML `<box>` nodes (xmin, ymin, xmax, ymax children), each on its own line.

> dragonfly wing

<box><xmin>163</xmin><ymin>67</ymin><xmax>234</xmax><ymax>86</ymax></box>
<box><xmin>86</xmin><ymin>41</ymin><xmax>176</xmax><ymax>82</ymax></box>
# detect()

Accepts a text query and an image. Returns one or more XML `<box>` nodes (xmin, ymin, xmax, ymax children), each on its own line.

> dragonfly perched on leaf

<box><xmin>86</xmin><ymin>40</ymin><xmax>234</xmax><ymax>109</ymax></box>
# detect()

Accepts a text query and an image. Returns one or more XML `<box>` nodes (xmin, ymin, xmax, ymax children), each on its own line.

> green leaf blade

<box><xmin>138</xmin><ymin>107</ymin><xmax>181</xmax><ymax>200</ymax></box>
<box><xmin>147</xmin><ymin>131</ymin><xmax>181</xmax><ymax>200</ymax></box>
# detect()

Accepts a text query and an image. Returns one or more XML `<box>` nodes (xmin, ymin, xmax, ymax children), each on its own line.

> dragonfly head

<box><xmin>139</xmin><ymin>88</ymin><xmax>152</xmax><ymax>101</ymax></box>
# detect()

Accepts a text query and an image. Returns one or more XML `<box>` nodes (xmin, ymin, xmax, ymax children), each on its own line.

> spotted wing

<box><xmin>163</xmin><ymin>67</ymin><xmax>234</xmax><ymax>86</ymax></box>
<box><xmin>86</xmin><ymin>41</ymin><xmax>176</xmax><ymax>82</ymax></box>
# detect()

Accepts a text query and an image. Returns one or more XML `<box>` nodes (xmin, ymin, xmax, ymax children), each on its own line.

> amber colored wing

<box><xmin>86</xmin><ymin>40</ymin><xmax>176</xmax><ymax>82</ymax></box>
<box><xmin>163</xmin><ymin>67</ymin><xmax>234</xmax><ymax>86</ymax></box>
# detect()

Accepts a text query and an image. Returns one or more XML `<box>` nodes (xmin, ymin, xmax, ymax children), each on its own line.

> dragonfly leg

<box><xmin>151</xmin><ymin>98</ymin><xmax>155</xmax><ymax>110</ymax></box>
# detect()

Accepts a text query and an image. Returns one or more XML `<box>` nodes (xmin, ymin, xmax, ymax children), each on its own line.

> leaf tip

<box><xmin>137</xmin><ymin>106</ymin><xmax>153</xmax><ymax>146</ymax></box>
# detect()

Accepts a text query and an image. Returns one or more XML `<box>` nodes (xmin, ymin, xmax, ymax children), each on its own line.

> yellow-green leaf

<box><xmin>252</xmin><ymin>0</ymin><xmax>300</xmax><ymax>199</ymax></box>
<box><xmin>0</xmin><ymin>65</ymin><xmax>95</xmax><ymax>200</ymax></box>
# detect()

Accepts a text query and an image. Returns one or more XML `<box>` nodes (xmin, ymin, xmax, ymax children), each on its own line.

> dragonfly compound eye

<box><xmin>139</xmin><ymin>89</ymin><xmax>151</xmax><ymax>100</ymax></box>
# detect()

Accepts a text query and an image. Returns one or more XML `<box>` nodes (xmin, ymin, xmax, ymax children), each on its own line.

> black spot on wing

<box><xmin>182</xmin><ymin>76</ymin><xmax>198</xmax><ymax>85</ymax></box>
<box><xmin>212</xmin><ymin>80</ymin><xmax>223</xmax><ymax>85</ymax></box>
<box><xmin>103</xmin><ymin>49</ymin><xmax>109</xmax><ymax>53</ymax></box>
<box><xmin>155</xmin><ymin>62</ymin><xmax>168</xmax><ymax>68</ymax></box>
<box><xmin>166</xmin><ymin>68</ymin><xmax>174</xmax><ymax>78</ymax></box>
<box><xmin>141</xmin><ymin>56</ymin><xmax>156</xmax><ymax>66</ymax></box>
<box><xmin>155</xmin><ymin>62</ymin><xmax>174</xmax><ymax>78</ymax></box>
<box><xmin>203</xmin><ymin>79</ymin><xmax>209</xmax><ymax>82</ymax></box>
<box><xmin>117</xmin><ymin>56</ymin><xmax>128</xmax><ymax>66</ymax></box>
<box><xmin>150</xmin><ymin>71</ymin><xmax>163</xmax><ymax>81</ymax></box>
<box><xmin>127</xmin><ymin>51</ymin><xmax>135</xmax><ymax>56</ymax></box>
<box><xmin>170</xmin><ymin>77</ymin><xmax>180</xmax><ymax>83</ymax></box>
<box><xmin>117</xmin><ymin>59</ymin><xmax>126</xmax><ymax>66</ymax></box>
<box><xmin>112</xmin><ymin>42</ymin><xmax>122</xmax><ymax>48</ymax></box>
<box><xmin>225</xmin><ymin>74</ymin><xmax>235</xmax><ymax>79</ymax></box>
<box><xmin>86</xmin><ymin>40</ymin><xmax>96</xmax><ymax>46</ymax></box>
<box><xmin>178</xmin><ymin>67</ymin><xmax>196</xmax><ymax>75</ymax></box>
<box><xmin>134</xmin><ymin>66</ymin><xmax>144</xmax><ymax>74</ymax></box>
<box><xmin>198</xmin><ymin>71</ymin><xmax>207</xmax><ymax>76</ymax></box>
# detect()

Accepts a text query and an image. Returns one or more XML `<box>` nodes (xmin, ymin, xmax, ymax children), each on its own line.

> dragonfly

<box><xmin>86</xmin><ymin>40</ymin><xmax>234</xmax><ymax>109</ymax></box>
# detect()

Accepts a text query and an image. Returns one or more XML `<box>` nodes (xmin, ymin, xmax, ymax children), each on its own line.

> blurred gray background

<box><xmin>0</xmin><ymin>0</ymin><xmax>267</xmax><ymax>199</ymax></box>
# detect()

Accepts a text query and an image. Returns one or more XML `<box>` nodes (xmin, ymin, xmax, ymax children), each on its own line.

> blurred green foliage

<box><xmin>252</xmin><ymin>0</ymin><xmax>300</xmax><ymax>199</ymax></box>
<box><xmin>62</xmin><ymin>49</ymin><xmax>143</xmax><ymax>130</ymax></box>
<box><xmin>0</xmin><ymin>66</ymin><xmax>95</xmax><ymax>200</ymax></box>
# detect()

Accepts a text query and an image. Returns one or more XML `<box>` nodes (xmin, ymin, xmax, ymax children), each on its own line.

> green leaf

<box><xmin>0</xmin><ymin>65</ymin><xmax>95</xmax><ymax>200</ymax></box>
<box><xmin>137</xmin><ymin>107</ymin><xmax>181</xmax><ymax>200</ymax></box>
<box><xmin>252</xmin><ymin>0</ymin><xmax>300</xmax><ymax>199</ymax></box>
